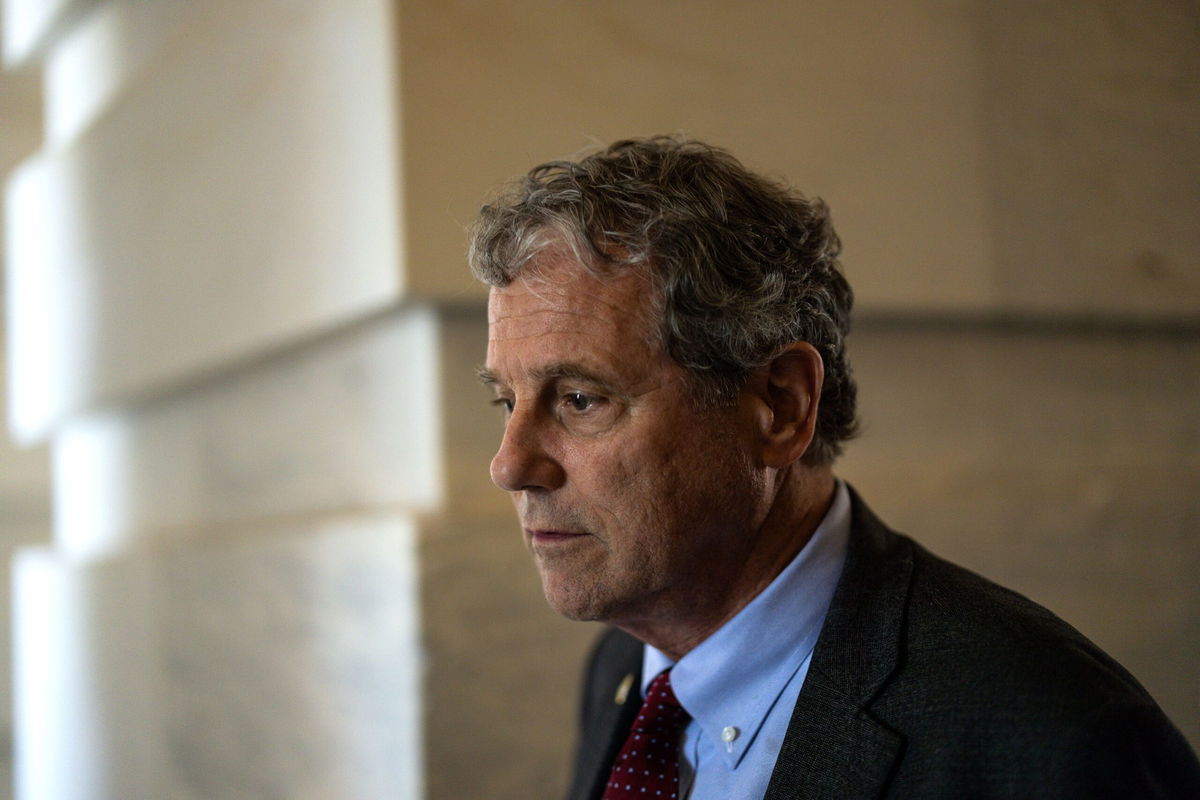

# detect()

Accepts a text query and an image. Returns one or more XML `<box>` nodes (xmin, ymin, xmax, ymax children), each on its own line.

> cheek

<box><xmin>567</xmin><ymin>441</ymin><xmax>664</xmax><ymax>526</ymax></box>
<box><xmin>660</xmin><ymin>423</ymin><xmax>760</xmax><ymax>521</ymax></box>
<box><xmin>595</xmin><ymin>452</ymin><xmax>648</xmax><ymax>514</ymax></box>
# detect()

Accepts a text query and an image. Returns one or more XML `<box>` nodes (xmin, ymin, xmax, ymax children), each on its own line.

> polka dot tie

<box><xmin>602</xmin><ymin>669</ymin><xmax>689</xmax><ymax>800</ymax></box>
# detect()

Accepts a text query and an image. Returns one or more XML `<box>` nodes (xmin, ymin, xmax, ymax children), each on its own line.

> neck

<box><xmin>619</xmin><ymin>467</ymin><xmax>837</xmax><ymax>660</ymax></box>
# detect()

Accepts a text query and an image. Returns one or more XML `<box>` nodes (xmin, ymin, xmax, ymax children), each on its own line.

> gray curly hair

<box><xmin>468</xmin><ymin>135</ymin><xmax>857</xmax><ymax>465</ymax></box>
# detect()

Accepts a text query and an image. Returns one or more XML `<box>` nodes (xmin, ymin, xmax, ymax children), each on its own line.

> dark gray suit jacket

<box><xmin>565</xmin><ymin>490</ymin><xmax>1200</xmax><ymax>799</ymax></box>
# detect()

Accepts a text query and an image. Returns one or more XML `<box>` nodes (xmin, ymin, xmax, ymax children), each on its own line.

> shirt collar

<box><xmin>641</xmin><ymin>479</ymin><xmax>851</xmax><ymax>769</ymax></box>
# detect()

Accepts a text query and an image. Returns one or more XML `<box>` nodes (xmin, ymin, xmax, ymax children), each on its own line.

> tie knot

<box><xmin>632</xmin><ymin>669</ymin><xmax>687</xmax><ymax>734</ymax></box>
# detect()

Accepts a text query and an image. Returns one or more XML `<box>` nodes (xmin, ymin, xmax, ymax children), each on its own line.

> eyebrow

<box><xmin>476</xmin><ymin>362</ymin><xmax>619</xmax><ymax>394</ymax></box>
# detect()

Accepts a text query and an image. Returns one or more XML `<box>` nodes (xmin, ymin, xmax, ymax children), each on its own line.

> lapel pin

<box><xmin>614</xmin><ymin>673</ymin><xmax>634</xmax><ymax>706</ymax></box>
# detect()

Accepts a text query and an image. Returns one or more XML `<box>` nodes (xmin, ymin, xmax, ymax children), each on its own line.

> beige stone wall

<box><xmin>971</xmin><ymin>1</ymin><xmax>1199</xmax><ymax>318</ymax></box>
<box><xmin>2</xmin><ymin>1</ymin><xmax>1196</xmax><ymax>799</ymax></box>
<box><xmin>396</xmin><ymin>0</ymin><xmax>1000</xmax><ymax>310</ymax></box>
<box><xmin>394</xmin><ymin>0</ymin><xmax>1199</xmax><ymax>319</ymax></box>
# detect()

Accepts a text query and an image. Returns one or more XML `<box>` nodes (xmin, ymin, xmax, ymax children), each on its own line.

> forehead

<box><xmin>486</xmin><ymin>253</ymin><xmax>664</xmax><ymax>379</ymax></box>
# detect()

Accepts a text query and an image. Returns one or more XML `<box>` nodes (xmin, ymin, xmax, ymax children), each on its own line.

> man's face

<box><xmin>483</xmin><ymin>251</ymin><xmax>768</xmax><ymax>630</ymax></box>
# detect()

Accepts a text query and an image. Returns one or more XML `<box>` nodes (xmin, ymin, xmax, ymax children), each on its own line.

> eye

<box><xmin>491</xmin><ymin>397</ymin><xmax>514</xmax><ymax>415</ymax></box>
<box><xmin>564</xmin><ymin>392</ymin><xmax>595</xmax><ymax>413</ymax></box>
<box><xmin>554</xmin><ymin>390</ymin><xmax>621</xmax><ymax>435</ymax></box>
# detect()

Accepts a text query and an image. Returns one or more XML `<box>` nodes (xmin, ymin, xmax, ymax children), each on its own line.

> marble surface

<box><xmin>5</xmin><ymin>0</ymin><xmax>402</xmax><ymax>442</ymax></box>
<box><xmin>159</xmin><ymin>516</ymin><xmax>422</xmax><ymax>800</ymax></box>
<box><xmin>42</xmin><ymin>0</ymin><xmax>196</xmax><ymax>145</ymax></box>
<box><xmin>52</xmin><ymin>307</ymin><xmax>441</xmax><ymax>558</ymax></box>
<box><xmin>13</xmin><ymin>515</ymin><xmax>422</xmax><ymax>800</ymax></box>
<box><xmin>13</xmin><ymin>545</ymin><xmax>161</xmax><ymax>799</ymax></box>
<box><xmin>1</xmin><ymin>10</ymin><xmax>49</xmax><ymax>796</ymax></box>
<box><xmin>1</xmin><ymin>0</ymin><xmax>88</xmax><ymax>65</ymax></box>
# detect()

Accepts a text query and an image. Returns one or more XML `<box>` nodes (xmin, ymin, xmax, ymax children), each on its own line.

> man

<box><xmin>469</xmin><ymin>136</ymin><xmax>1200</xmax><ymax>799</ymax></box>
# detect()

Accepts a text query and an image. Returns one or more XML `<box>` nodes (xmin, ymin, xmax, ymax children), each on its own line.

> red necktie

<box><xmin>602</xmin><ymin>669</ymin><xmax>689</xmax><ymax>799</ymax></box>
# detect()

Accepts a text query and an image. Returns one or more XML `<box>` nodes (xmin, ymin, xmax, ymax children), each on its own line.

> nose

<box><xmin>490</xmin><ymin>407</ymin><xmax>566</xmax><ymax>493</ymax></box>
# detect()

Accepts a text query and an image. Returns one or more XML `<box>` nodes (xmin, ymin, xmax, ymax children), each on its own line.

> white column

<box><xmin>4</xmin><ymin>1</ymin><xmax>426</xmax><ymax>797</ymax></box>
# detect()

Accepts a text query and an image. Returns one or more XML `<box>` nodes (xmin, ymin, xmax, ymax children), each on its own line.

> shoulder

<box><xmin>899</xmin><ymin>538</ymin><xmax>1151</xmax><ymax>710</ymax></box>
<box><xmin>823</xmin><ymin>488</ymin><xmax>1200</xmax><ymax>795</ymax></box>
<box><xmin>877</xmin><ymin>536</ymin><xmax>1200</xmax><ymax>795</ymax></box>
<box><xmin>839</xmin><ymin>490</ymin><xmax>1162</xmax><ymax>713</ymax></box>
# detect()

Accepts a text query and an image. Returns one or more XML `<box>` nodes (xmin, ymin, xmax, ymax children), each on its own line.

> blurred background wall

<box><xmin>0</xmin><ymin>1</ymin><xmax>1196</xmax><ymax>798</ymax></box>
<box><xmin>0</xmin><ymin>18</ymin><xmax>42</xmax><ymax>795</ymax></box>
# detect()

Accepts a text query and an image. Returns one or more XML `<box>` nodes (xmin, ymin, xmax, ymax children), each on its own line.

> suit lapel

<box><xmin>568</xmin><ymin>636</ymin><xmax>643</xmax><ymax>800</ymax></box>
<box><xmin>579</xmin><ymin>682</ymin><xmax>641</xmax><ymax>800</ymax></box>
<box><xmin>764</xmin><ymin>488</ymin><xmax>911</xmax><ymax>799</ymax></box>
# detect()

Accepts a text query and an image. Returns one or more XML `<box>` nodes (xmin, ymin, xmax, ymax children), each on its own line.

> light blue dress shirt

<box><xmin>641</xmin><ymin>480</ymin><xmax>851</xmax><ymax>800</ymax></box>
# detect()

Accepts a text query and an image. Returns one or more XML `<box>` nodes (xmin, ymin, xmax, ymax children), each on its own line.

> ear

<box><xmin>750</xmin><ymin>342</ymin><xmax>824</xmax><ymax>469</ymax></box>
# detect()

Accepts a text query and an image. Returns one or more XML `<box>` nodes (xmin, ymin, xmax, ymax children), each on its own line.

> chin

<box><xmin>543</xmin><ymin>591</ymin><xmax>600</xmax><ymax>622</ymax></box>
<box><xmin>541</xmin><ymin>577</ymin><xmax>611</xmax><ymax>622</ymax></box>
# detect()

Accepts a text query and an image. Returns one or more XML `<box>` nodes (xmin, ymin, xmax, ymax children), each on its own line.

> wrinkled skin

<box><xmin>482</xmin><ymin>252</ymin><xmax>830</xmax><ymax>657</ymax></box>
